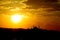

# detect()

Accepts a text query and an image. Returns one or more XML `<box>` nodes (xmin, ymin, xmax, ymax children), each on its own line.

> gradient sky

<box><xmin>0</xmin><ymin>0</ymin><xmax>60</xmax><ymax>31</ymax></box>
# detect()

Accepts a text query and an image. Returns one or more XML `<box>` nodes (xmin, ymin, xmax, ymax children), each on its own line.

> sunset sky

<box><xmin>0</xmin><ymin>0</ymin><xmax>60</xmax><ymax>31</ymax></box>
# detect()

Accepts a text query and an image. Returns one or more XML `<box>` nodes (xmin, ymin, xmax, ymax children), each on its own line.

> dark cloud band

<box><xmin>24</xmin><ymin>0</ymin><xmax>60</xmax><ymax>11</ymax></box>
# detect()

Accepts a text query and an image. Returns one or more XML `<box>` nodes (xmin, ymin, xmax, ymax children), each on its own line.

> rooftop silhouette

<box><xmin>0</xmin><ymin>26</ymin><xmax>60</xmax><ymax>40</ymax></box>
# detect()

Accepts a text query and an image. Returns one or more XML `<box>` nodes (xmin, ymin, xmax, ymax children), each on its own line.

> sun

<box><xmin>11</xmin><ymin>14</ymin><xmax>23</xmax><ymax>23</ymax></box>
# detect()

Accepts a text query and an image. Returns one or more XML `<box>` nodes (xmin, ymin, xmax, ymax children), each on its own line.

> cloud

<box><xmin>22</xmin><ymin>0</ymin><xmax>60</xmax><ymax>17</ymax></box>
<box><xmin>24</xmin><ymin>0</ymin><xmax>60</xmax><ymax>11</ymax></box>
<box><xmin>0</xmin><ymin>0</ymin><xmax>27</xmax><ymax>14</ymax></box>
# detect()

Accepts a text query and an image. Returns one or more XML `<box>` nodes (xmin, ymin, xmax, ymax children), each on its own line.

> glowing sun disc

<box><xmin>11</xmin><ymin>14</ymin><xmax>23</xmax><ymax>23</ymax></box>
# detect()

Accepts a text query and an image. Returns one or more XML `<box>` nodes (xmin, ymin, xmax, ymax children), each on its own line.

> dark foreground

<box><xmin>0</xmin><ymin>27</ymin><xmax>60</xmax><ymax>40</ymax></box>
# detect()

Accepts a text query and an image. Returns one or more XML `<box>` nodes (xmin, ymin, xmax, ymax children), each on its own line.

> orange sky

<box><xmin>0</xmin><ymin>0</ymin><xmax>60</xmax><ymax>31</ymax></box>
